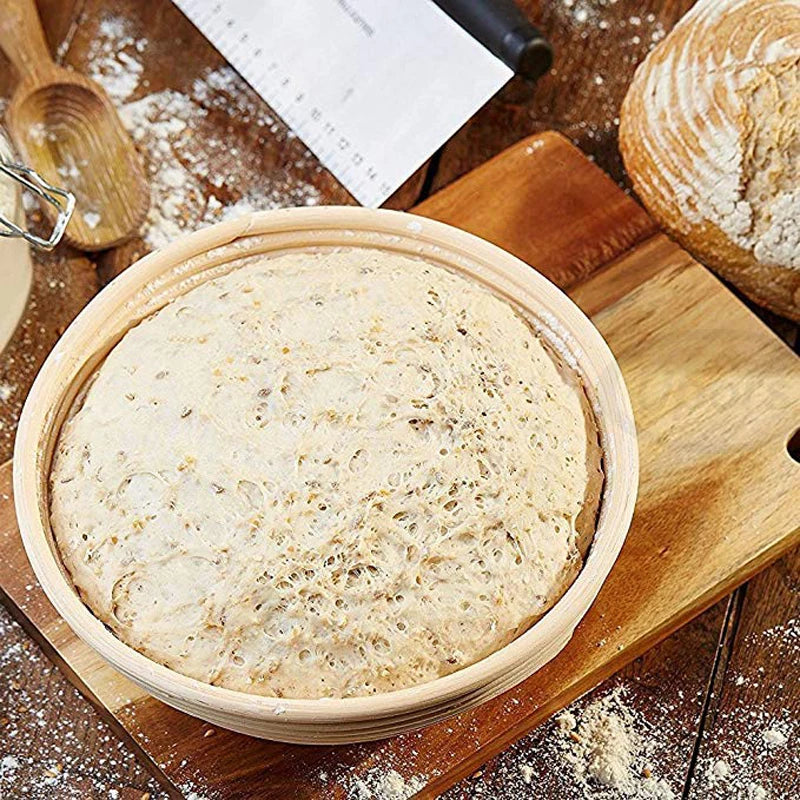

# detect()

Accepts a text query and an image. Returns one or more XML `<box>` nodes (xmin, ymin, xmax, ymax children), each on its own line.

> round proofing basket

<box><xmin>14</xmin><ymin>207</ymin><xmax>638</xmax><ymax>744</ymax></box>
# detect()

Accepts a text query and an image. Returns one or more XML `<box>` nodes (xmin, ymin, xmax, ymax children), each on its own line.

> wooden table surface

<box><xmin>0</xmin><ymin>1</ymin><xmax>797</xmax><ymax>798</ymax></box>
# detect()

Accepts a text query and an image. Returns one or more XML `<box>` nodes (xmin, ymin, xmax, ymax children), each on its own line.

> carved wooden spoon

<box><xmin>0</xmin><ymin>0</ymin><xmax>149</xmax><ymax>251</ymax></box>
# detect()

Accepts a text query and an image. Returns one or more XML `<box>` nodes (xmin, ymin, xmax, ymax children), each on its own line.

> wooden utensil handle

<box><xmin>0</xmin><ymin>0</ymin><xmax>55</xmax><ymax>84</ymax></box>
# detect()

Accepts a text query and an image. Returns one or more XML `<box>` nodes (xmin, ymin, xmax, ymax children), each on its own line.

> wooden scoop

<box><xmin>0</xmin><ymin>0</ymin><xmax>149</xmax><ymax>251</ymax></box>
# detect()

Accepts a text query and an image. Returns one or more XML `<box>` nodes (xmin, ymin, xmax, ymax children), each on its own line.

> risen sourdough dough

<box><xmin>50</xmin><ymin>249</ymin><xmax>603</xmax><ymax>699</ymax></box>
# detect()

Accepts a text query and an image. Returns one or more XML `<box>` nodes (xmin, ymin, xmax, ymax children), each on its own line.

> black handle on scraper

<box><xmin>433</xmin><ymin>0</ymin><xmax>553</xmax><ymax>81</ymax></box>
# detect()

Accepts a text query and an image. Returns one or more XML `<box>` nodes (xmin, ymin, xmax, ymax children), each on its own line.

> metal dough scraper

<box><xmin>171</xmin><ymin>0</ymin><xmax>513</xmax><ymax>207</ymax></box>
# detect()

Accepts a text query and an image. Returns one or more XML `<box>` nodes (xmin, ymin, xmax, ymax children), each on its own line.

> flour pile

<box><xmin>83</xmin><ymin>16</ymin><xmax>322</xmax><ymax>251</ymax></box>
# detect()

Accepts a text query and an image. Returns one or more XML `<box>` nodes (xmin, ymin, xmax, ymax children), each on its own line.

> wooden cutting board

<box><xmin>1</xmin><ymin>132</ymin><xmax>798</xmax><ymax>799</ymax></box>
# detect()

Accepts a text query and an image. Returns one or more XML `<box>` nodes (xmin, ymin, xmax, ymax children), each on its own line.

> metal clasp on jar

<box><xmin>0</xmin><ymin>159</ymin><xmax>75</xmax><ymax>250</ymax></box>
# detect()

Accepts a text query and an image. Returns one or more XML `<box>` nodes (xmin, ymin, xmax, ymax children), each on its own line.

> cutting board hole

<box><xmin>788</xmin><ymin>428</ymin><xmax>800</xmax><ymax>464</ymax></box>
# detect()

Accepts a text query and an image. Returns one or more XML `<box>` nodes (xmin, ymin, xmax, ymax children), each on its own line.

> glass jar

<box><xmin>0</xmin><ymin>127</ymin><xmax>33</xmax><ymax>353</ymax></box>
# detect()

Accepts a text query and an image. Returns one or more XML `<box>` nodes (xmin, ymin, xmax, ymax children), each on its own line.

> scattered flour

<box><xmin>480</xmin><ymin>616</ymin><xmax>798</xmax><ymax>800</ymax></box>
<box><xmin>541</xmin><ymin>0</ymin><xmax>667</xmax><ymax>182</ymax></box>
<box><xmin>559</xmin><ymin>0</ymin><xmax>666</xmax><ymax>43</ymax></box>
<box><xmin>120</xmin><ymin>75</ymin><xmax>319</xmax><ymax>248</ymax></box>
<box><xmin>83</xmin><ymin>16</ymin><xmax>322</xmax><ymax>252</ymax></box>
<box><xmin>712</xmin><ymin>759</ymin><xmax>731</xmax><ymax>780</ymax></box>
<box><xmin>554</xmin><ymin>688</ymin><xmax>675</xmax><ymax>798</ymax></box>
<box><xmin>691</xmin><ymin>612</ymin><xmax>798</xmax><ymax>799</ymax></box>
<box><xmin>449</xmin><ymin>684</ymin><xmax>678</xmax><ymax>799</ymax></box>
<box><xmin>115</xmin><ymin>79</ymin><xmax>321</xmax><ymax>249</ymax></box>
<box><xmin>756</xmin><ymin>617</ymin><xmax>800</xmax><ymax>649</ymax></box>
<box><xmin>0</xmin><ymin>606</ymin><xmax>165</xmax><ymax>798</ymax></box>
<box><xmin>82</xmin><ymin>211</ymin><xmax>101</xmax><ymax>230</ymax></box>
<box><xmin>346</xmin><ymin>767</ymin><xmax>426</xmax><ymax>800</ymax></box>
<box><xmin>27</xmin><ymin>122</ymin><xmax>53</xmax><ymax>147</ymax></box>
<box><xmin>556</xmin><ymin>709</ymin><xmax>577</xmax><ymax>731</ymax></box>
<box><xmin>762</xmin><ymin>727</ymin><xmax>788</xmax><ymax>747</ymax></box>
<box><xmin>86</xmin><ymin>16</ymin><xmax>148</xmax><ymax>103</ymax></box>
<box><xmin>565</xmin><ymin>694</ymin><xmax>637</xmax><ymax>788</ymax></box>
<box><xmin>0</xmin><ymin>755</ymin><xmax>20</xmax><ymax>775</ymax></box>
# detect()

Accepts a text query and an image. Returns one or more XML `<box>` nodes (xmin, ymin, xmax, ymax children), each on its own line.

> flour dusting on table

<box><xmin>545</xmin><ymin>0</ymin><xmax>666</xmax><ymax>161</ymax></box>
<box><xmin>86</xmin><ymin>16</ymin><xmax>147</xmax><ymax>104</ymax></box>
<box><xmin>345</xmin><ymin>767</ymin><xmax>426</xmax><ymax>800</ymax></box>
<box><xmin>548</xmin><ymin>688</ymin><xmax>675</xmax><ymax>797</ymax></box>
<box><xmin>0</xmin><ymin>606</ymin><xmax>164</xmax><ymax>798</ymax></box>
<box><xmin>83</xmin><ymin>15</ymin><xmax>322</xmax><ymax>251</ymax></box>
<box><xmin>444</xmin><ymin>682</ymin><xmax>681</xmax><ymax>799</ymax></box>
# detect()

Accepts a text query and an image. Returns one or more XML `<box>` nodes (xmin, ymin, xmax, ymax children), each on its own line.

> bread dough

<box><xmin>50</xmin><ymin>248</ymin><xmax>602</xmax><ymax>698</ymax></box>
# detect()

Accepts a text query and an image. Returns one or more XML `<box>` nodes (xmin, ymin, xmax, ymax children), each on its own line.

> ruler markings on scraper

<box><xmin>172</xmin><ymin>0</ymin><xmax>511</xmax><ymax>207</ymax></box>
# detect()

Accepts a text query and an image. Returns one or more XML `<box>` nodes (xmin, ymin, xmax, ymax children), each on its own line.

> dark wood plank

<box><xmin>0</xmin><ymin>249</ymin><xmax>97</xmax><ymax>464</ymax></box>
<box><xmin>0</xmin><ymin>603</ymin><xmax>164</xmax><ymax>799</ymax></box>
<box><xmin>685</xmin><ymin>549</ymin><xmax>800</xmax><ymax>799</ymax></box>
<box><xmin>414</xmin><ymin>132</ymin><xmax>657</xmax><ymax>290</ymax></box>
<box><xmin>445</xmin><ymin>598</ymin><xmax>729</xmax><ymax>799</ymax></box>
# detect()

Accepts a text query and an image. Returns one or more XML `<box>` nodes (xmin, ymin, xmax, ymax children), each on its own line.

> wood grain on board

<box><xmin>1</xmin><ymin>132</ymin><xmax>798</xmax><ymax>799</ymax></box>
<box><xmin>414</xmin><ymin>134</ymin><xmax>657</xmax><ymax>290</ymax></box>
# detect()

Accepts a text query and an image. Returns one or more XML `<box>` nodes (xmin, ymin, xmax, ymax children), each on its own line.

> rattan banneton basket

<box><xmin>14</xmin><ymin>207</ymin><xmax>638</xmax><ymax>744</ymax></box>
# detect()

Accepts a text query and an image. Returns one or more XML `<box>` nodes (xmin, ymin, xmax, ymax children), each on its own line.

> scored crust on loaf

<box><xmin>50</xmin><ymin>248</ymin><xmax>603</xmax><ymax>699</ymax></box>
<box><xmin>620</xmin><ymin>0</ymin><xmax>800</xmax><ymax>320</ymax></box>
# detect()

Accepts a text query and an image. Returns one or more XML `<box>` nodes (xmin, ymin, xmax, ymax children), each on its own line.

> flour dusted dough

<box><xmin>50</xmin><ymin>249</ymin><xmax>602</xmax><ymax>699</ymax></box>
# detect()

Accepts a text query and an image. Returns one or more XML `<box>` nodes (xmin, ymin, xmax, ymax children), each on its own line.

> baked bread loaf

<box><xmin>620</xmin><ymin>0</ymin><xmax>800</xmax><ymax>320</ymax></box>
<box><xmin>50</xmin><ymin>248</ymin><xmax>602</xmax><ymax>699</ymax></box>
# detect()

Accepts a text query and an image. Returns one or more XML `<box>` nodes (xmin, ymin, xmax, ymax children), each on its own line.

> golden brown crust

<box><xmin>620</xmin><ymin>0</ymin><xmax>800</xmax><ymax>321</ymax></box>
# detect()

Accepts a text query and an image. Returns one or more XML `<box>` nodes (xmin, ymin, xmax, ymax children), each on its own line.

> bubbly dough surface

<box><xmin>50</xmin><ymin>249</ymin><xmax>601</xmax><ymax>698</ymax></box>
